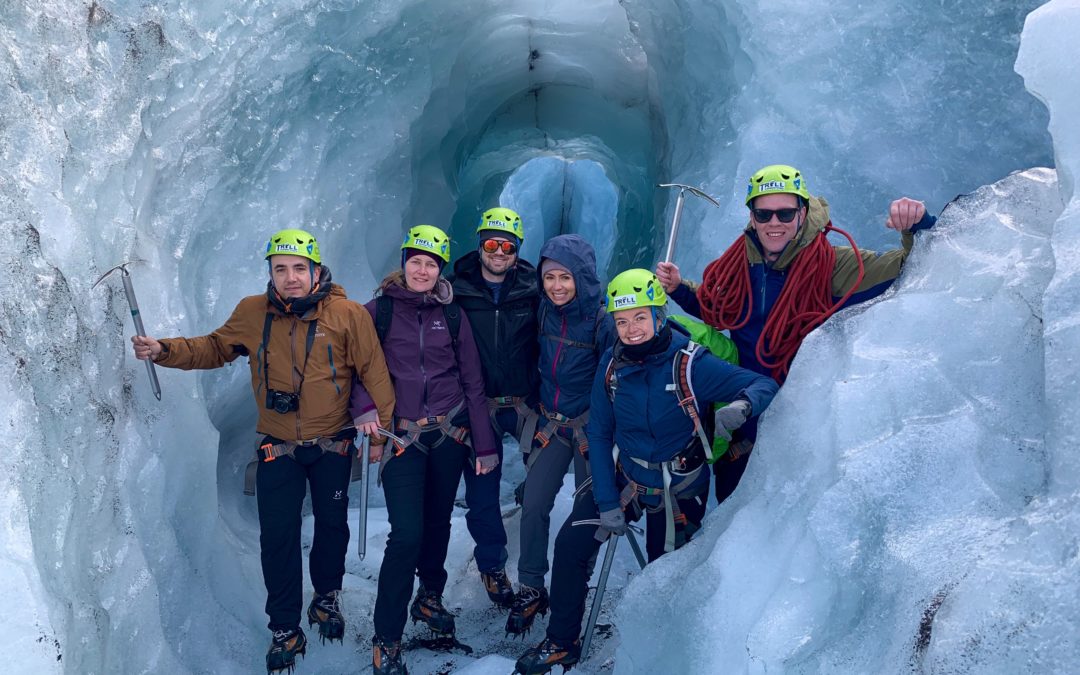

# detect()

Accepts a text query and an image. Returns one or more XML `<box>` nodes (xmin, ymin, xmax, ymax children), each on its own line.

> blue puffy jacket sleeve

<box><xmin>691</xmin><ymin>351</ymin><xmax>779</xmax><ymax>418</ymax></box>
<box><xmin>586</xmin><ymin>351</ymin><xmax>620</xmax><ymax>512</ymax></box>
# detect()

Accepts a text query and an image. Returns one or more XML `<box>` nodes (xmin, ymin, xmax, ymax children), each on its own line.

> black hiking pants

<box><xmin>257</xmin><ymin>442</ymin><xmax>353</xmax><ymax>631</ymax></box>
<box><xmin>545</xmin><ymin>485</ymin><xmax>704</xmax><ymax>645</ymax></box>
<box><xmin>373</xmin><ymin>430</ymin><xmax>470</xmax><ymax>641</ymax></box>
<box><xmin>462</xmin><ymin>407</ymin><xmax>514</xmax><ymax>574</ymax></box>
<box><xmin>712</xmin><ymin>451</ymin><xmax>750</xmax><ymax>505</ymax></box>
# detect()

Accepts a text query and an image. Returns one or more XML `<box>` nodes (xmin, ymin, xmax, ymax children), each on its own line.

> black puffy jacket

<box><xmin>449</xmin><ymin>251</ymin><xmax>541</xmax><ymax>402</ymax></box>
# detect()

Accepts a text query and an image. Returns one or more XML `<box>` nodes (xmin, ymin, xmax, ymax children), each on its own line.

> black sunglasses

<box><xmin>481</xmin><ymin>239</ymin><xmax>518</xmax><ymax>255</ymax></box>
<box><xmin>751</xmin><ymin>207</ymin><xmax>800</xmax><ymax>224</ymax></box>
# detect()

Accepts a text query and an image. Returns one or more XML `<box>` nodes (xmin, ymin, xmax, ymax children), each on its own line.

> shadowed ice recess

<box><xmin>1</xmin><ymin>0</ymin><xmax>1077</xmax><ymax>672</ymax></box>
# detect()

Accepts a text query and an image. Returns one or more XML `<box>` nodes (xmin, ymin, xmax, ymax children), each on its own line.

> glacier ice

<box><xmin>0</xmin><ymin>0</ymin><xmax>1075</xmax><ymax>673</ymax></box>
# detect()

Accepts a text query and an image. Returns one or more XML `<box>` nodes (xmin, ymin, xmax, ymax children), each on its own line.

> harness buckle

<box><xmin>260</xmin><ymin>443</ymin><xmax>276</xmax><ymax>462</ymax></box>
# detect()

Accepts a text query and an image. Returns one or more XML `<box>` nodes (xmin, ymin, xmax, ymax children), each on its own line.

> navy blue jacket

<box><xmin>536</xmin><ymin>235</ymin><xmax>616</xmax><ymax>419</ymax></box>
<box><xmin>588</xmin><ymin>330</ymin><xmax>779</xmax><ymax>513</ymax></box>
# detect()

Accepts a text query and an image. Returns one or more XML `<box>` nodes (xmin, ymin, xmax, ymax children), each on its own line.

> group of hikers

<box><xmin>130</xmin><ymin>165</ymin><xmax>936</xmax><ymax>674</ymax></box>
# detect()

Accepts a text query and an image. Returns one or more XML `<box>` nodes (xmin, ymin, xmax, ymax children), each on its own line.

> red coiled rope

<box><xmin>697</xmin><ymin>222</ymin><xmax>864</xmax><ymax>383</ymax></box>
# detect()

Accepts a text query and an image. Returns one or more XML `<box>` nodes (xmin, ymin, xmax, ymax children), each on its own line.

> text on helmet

<box><xmin>612</xmin><ymin>294</ymin><xmax>638</xmax><ymax>309</ymax></box>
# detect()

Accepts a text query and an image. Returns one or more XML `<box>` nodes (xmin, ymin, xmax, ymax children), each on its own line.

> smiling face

<box><xmin>479</xmin><ymin>236</ymin><xmax>517</xmax><ymax>279</ymax></box>
<box><xmin>751</xmin><ymin>192</ymin><xmax>805</xmax><ymax>260</ymax></box>
<box><xmin>613</xmin><ymin>307</ymin><xmax>656</xmax><ymax>345</ymax></box>
<box><xmin>270</xmin><ymin>254</ymin><xmax>320</xmax><ymax>299</ymax></box>
<box><xmin>543</xmin><ymin>267</ymin><xmax>576</xmax><ymax>306</ymax></box>
<box><xmin>404</xmin><ymin>253</ymin><xmax>440</xmax><ymax>293</ymax></box>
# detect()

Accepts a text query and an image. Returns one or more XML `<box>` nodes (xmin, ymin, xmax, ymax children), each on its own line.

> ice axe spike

<box><xmin>93</xmin><ymin>261</ymin><xmax>162</xmax><ymax>401</ymax></box>
<box><xmin>658</xmin><ymin>183</ymin><xmax>721</xmax><ymax>263</ymax></box>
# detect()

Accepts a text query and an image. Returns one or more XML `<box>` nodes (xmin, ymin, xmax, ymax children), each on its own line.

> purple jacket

<box><xmin>349</xmin><ymin>276</ymin><xmax>496</xmax><ymax>457</ymax></box>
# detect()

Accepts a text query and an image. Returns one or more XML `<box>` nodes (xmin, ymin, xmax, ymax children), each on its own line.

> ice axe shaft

<box><xmin>357</xmin><ymin>434</ymin><xmax>371</xmax><ymax>560</ymax></box>
<box><xmin>625</xmin><ymin>525</ymin><xmax>647</xmax><ymax>571</ymax></box>
<box><xmin>658</xmin><ymin>183</ymin><xmax>721</xmax><ymax>263</ymax></box>
<box><xmin>581</xmin><ymin>533</ymin><xmax>619</xmax><ymax>658</ymax></box>
<box><xmin>94</xmin><ymin>262</ymin><xmax>161</xmax><ymax>400</ymax></box>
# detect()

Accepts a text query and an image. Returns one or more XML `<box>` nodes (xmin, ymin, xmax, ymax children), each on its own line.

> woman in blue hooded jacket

<box><xmin>505</xmin><ymin>234</ymin><xmax>616</xmax><ymax>637</ymax></box>
<box><xmin>514</xmin><ymin>269</ymin><xmax>778</xmax><ymax>674</ymax></box>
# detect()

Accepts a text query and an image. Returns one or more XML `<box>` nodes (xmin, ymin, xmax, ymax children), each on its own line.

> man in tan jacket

<box><xmin>132</xmin><ymin>228</ymin><xmax>394</xmax><ymax>674</ymax></box>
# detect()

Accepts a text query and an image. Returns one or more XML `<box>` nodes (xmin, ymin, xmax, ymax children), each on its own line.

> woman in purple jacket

<box><xmin>354</xmin><ymin>225</ymin><xmax>497</xmax><ymax>675</ymax></box>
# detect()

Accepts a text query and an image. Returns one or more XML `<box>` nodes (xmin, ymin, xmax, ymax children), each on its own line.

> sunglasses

<box><xmin>481</xmin><ymin>239</ymin><xmax>518</xmax><ymax>255</ymax></box>
<box><xmin>751</xmin><ymin>207</ymin><xmax>800</xmax><ymax>224</ymax></box>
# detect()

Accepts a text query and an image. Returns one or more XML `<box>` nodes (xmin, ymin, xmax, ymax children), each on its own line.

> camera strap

<box><xmin>294</xmin><ymin>318</ymin><xmax>319</xmax><ymax>398</ymax></box>
<box><xmin>259</xmin><ymin>311</ymin><xmax>318</xmax><ymax>398</ymax></box>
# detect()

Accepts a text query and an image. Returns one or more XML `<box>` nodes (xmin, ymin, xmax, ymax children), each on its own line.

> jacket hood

<box><xmin>379</xmin><ymin>270</ymin><xmax>454</xmax><ymax>306</ymax></box>
<box><xmin>744</xmin><ymin>195</ymin><xmax>831</xmax><ymax>270</ymax></box>
<box><xmin>537</xmin><ymin>234</ymin><xmax>603</xmax><ymax>317</ymax></box>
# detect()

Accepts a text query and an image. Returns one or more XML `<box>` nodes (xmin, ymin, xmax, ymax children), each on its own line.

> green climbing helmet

<box><xmin>265</xmin><ymin>228</ymin><xmax>321</xmax><ymax>264</ymax></box>
<box><xmin>477</xmin><ymin>207</ymin><xmax>524</xmax><ymax>242</ymax></box>
<box><xmin>745</xmin><ymin>164</ymin><xmax>809</xmax><ymax>205</ymax></box>
<box><xmin>606</xmin><ymin>268</ymin><xmax>667</xmax><ymax>313</ymax></box>
<box><xmin>402</xmin><ymin>224</ymin><xmax>451</xmax><ymax>263</ymax></box>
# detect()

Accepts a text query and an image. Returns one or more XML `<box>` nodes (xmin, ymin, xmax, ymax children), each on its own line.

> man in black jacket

<box><xmin>448</xmin><ymin>207</ymin><xmax>541</xmax><ymax>607</ymax></box>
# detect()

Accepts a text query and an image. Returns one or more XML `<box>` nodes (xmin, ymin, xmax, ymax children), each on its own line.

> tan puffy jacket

<box><xmin>156</xmin><ymin>284</ymin><xmax>394</xmax><ymax>442</ymax></box>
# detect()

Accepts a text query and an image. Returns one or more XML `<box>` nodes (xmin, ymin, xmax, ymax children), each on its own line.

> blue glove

<box><xmin>713</xmin><ymin>399</ymin><xmax>752</xmax><ymax>441</ymax></box>
<box><xmin>595</xmin><ymin>508</ymin><xmax>626</xmax><ymax>542</ymax></box>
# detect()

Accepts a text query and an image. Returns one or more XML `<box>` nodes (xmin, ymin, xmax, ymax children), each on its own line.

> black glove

<box><xmin>595</xmin><ymin>508</ymin><xmax>626</xmax><ymax>542</ymax></box>
<box><xmin>713</xmin><ymin>399</ymin><xmax>752</xmax><ymax>441</ymax></box>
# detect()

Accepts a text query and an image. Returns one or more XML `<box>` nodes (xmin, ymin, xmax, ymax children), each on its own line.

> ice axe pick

<box><xmin>658</xmin><ymin>183</ymin><xmax>721</xmax><ymax>263</ymax></box>
<box><xmin>93</xmin><ymin>262</ymin><xmax>162</xmax><ymax>400</ymax></box>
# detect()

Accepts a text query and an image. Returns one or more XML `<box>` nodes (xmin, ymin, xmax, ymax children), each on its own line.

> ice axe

<box><xmin>625</xmin><ymin>524</ymin><xmax>647</xmax><ymax>571</ymax></box>
<box><xmin>581</xmin><ymin>533</ymin><xmax>619</xmax><ymax>660</ymax></box>
<box><xmin>93</xmin><ymin>261</ymin><xmax>161</xmax><ymax>400</ymax></box>
<box><xmin>658</xmin><ymin>183</ymin><xmax>721</xmax><ymax>263</ymax></box>
<box><xmin>357</xmin><ymin>434</ymin><xmax>371</xmax><ymax>561</ymax></box>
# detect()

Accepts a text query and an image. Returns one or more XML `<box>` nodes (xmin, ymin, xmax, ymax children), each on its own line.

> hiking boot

<box><xmin>514</xmin><ymin>637</ymin><xmax>581</xmax><ymax>674</ymax></box>
<box><xmin>505</xmin><ymin>585</ymin><xmax>549</xmax><ymax>637</ymax></box>
<box><xmin>307</xmin><ymin>590</ymin><xmax>345</xmax><ymax>644</ymax></box>
<box><xmin>481</xmin><ymin>568</ymin><xmax>515</xmax><ymax>608</ymax></box>
<box><xmin>266</xmin><ymin>627</ymin><xmax>307</xmax><ymax>674</ymax></box>
<box><xmin>372</xmin><ymin>636</ymin><xmax>408</xmax><ymax>675</ymax></box>
<box><xmin>409</xmin><ymin>585</ymin><xmax>456</xmax><ymax>635</ymax></box>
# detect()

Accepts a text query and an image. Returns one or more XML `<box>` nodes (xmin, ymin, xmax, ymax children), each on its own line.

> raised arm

<box><xmin>655</xmin><ymin>262</ymin><xmax>703</xmax><ymax>318</ymax></box>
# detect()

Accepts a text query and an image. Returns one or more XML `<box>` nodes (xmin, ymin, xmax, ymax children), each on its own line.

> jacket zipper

<box><xmin>291</xmin><ymin>316</ymin><xmax>303</xmax><ymax>440</ymax></box>
<box><xmin>494</xmin><ymin>308</ymin><xmax>500</xmax><ymax>354</ymax></box>
<box><xmin>418</xmin><ymin>310</ymin><xmax>430</xmax><ymax>416</ymax></box>
<box><xmin>552</xmin><ymin>314</ymin><xmax>566</xmax><ymax>409</ymax></box>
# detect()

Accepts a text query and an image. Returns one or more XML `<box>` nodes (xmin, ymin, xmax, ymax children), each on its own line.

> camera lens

<box><xmin>273</xmin><ymin>396</ymin><xmax>292</xmax><ymax>414</ymax></box>
<box><xmin>268</xmin><ymin>390</ymin><xmax>298</xmax><ymax>414</ymax></box>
